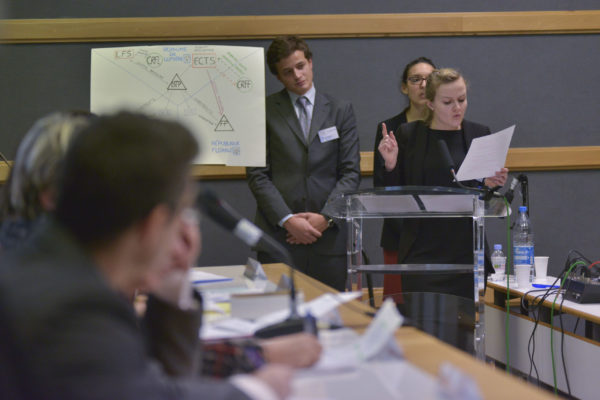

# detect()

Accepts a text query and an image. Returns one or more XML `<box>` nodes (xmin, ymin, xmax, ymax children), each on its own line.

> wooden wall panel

<box><xmin>2</xmin><ymin>10</ymin><xmax>600</xmax><ymax>44</ymax></box>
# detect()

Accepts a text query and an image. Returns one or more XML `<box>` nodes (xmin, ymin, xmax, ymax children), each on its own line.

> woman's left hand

<box><xmin>484</xmin><ymin>167</ymin><xmax>509</xmax><ymax>188</ymax></box>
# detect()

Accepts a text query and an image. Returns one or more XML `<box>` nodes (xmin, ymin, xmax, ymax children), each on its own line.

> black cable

<box><xmin>551</xmin><ymin>250</ymin><xmax>590</xmax><ymax>395</ymax></box>
<box><xmin>521</xmin><ymin>273</ymin><xmax>566</xmax><ymax>383</ymax></box>
<box><xmin>523</xmin><ymin>287</ymin><xmax>561</xmax><ymax>383</ymax></box>
<box><xmin>559</xmin><ymin>291</ymin><xmax>571</xmax><ymax>396</ymax></box>
<box><xmin>519</xmin><ymin>251</ymin><xmax>589</xmax><ymax>389</ymax></box>
<box><xmin>573</xmin><ymin>317</ymin><xmax>581</xmax><ymax>334</ymax></box>
<box><xmin>525</xmin><ymin>290</ymin><xmax>552</xmax><ymax>383</ymax></box>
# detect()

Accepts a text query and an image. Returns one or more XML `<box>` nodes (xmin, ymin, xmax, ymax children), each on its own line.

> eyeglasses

<box><xmin>407</xmin><ymin>75</ymin><xmax>428</xmax><ymax>85</ymax></box>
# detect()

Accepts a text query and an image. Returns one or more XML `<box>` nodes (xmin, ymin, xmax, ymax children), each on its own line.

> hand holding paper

<box><xmin>455</xmin><ymin>125</ymin><xmax>514</xmax><ymax>182</ymax></box>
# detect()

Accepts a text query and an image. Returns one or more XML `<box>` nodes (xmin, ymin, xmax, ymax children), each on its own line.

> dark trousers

<box><xmin>257</xmin><ymin>248</ymin><xmax>347</xmax><ymax>292</ymax></box>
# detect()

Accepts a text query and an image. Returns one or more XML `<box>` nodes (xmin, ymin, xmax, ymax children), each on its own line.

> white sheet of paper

<box><xmin>190</xmin><ymin>270</ymin><xmax>233</xmax><ymax>284</ymax></box>
<box><xmin>309</xmin><ymin>298</ymin><xmax>404</xmax><ymax>372</ymax></box>
<box><xmin>291</xmin><ymin>360</ymin><xmax>439</xmax><ymax>400</ymax></box>
<box><xmin>358</xmin><ymin>298</ymin><xmax>404</xmax><ymax>360</ymax></box>
<box><xmin>252</xmin><ymin>292</ymin><xmax>362</xmax><ymax>330</ymax></box>
<box><xmin>455</xmin><ymin>125</ymin><xmax>515</xmax><ymax>181</ymax></box>
<box><xmin>201</xmin><ymin>317</ymin><xmax>258</xmax><ymax>340</ymax></box>
<box><xmin>90</xmin><ymin>45</ymin><xmax>266</xmax><ymax>166</ymax></box>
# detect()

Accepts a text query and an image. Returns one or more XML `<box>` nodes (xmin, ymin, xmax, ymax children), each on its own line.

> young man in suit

<box><xmin>247</xmin><ymin>36</ymin><xmax>360</xmax><ymax>291</ymax></box>
<box><xmin>0</xmin><ymin>112</ymin><xmax>293</xmax><ymax>400</ymax></box>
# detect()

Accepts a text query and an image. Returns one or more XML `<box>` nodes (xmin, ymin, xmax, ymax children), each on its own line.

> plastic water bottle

<box><xmin>513</xmin><ymin>206</ymin><xmax>534</xmax><ymax>283</ymax></box>
<box><xmin>491</xmin><ymin>244</ymin><xmax>506</xmax><ymax>281</ymax></box>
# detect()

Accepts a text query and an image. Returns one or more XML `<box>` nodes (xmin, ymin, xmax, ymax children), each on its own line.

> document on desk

<box><xmin>291</xmin><ymin>360</ymin><xmax>440</xmax><ymax>400</ymax></box>
<box><xmin>200</xmin><ymin>291</ymin><xmax>362</xmax><ymax>340</ymax></box>
<box><xmin>190</xmin><ymin>269</ymin><xmax>233</xmax><ymax>284</ymax></box>
<box><xmin>310</xmin><ymin>298</ymin><xmax>404</xmax><ymax>372</ymax></box>
<box><xmin>455</xmin><ymin>125</ymin><xmax>514</xmax><ymax>182</ymax></box>
<box><xmin>253</xmin><ymin>292</ymin><xmax>362</xmax><ymax>331</ymax></box>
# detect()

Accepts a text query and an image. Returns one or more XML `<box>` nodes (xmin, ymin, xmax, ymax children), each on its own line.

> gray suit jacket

<box><xmin>0</xmin><ymin>220</ymin><xmax>249</xmax><ymax>400</ymax></box>
<box><xmin>247</xmin><ymin>89</ymin><xmax>360</xmax><ymax>256</ymax></box>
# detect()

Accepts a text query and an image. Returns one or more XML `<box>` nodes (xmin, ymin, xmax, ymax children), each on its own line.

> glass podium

<box><xmin>322</xmin><ymin>186</ymin><xmax>508</xmax><ymax>360</ymax></box>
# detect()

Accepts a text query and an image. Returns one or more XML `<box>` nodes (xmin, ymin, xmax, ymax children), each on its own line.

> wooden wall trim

<box><xmin>2</xmin><ymin>10</ymin><xmax>600</xmax><ymax>44</ymax></box>
<box><xmin>2</xmin><ymin>146</ymin><xmax>596</xmax><ymax>183</ymax></box>
<box><xmin>198</xmin><ymin>145</ymin><xmax>600</xmax><ymax>179</ymax></box>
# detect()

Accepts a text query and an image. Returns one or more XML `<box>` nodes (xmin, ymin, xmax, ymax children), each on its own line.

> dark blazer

<box><xmin>382</xmin><ymin>119</ymin><xmax>493</xmax><ymax>274</ymax></box>
<box><xmin>0</xmin><ymin>221</ymin><xmax>249</xmax><ymax>400</ymax></box>
<box><xmin>373</xmin><ymin>110</ymin><xmax>408</xmax><ymax>251</ymax></box>
<box><xmin>247</xmin><ymin>89</ymin><xmax>360</xmax><ymax>257</ymax></box>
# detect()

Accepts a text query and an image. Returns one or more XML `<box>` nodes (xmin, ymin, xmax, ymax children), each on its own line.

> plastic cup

<box><xmin>515</xmin><ymin>264</ymin><xmax>531</xmax><ymax>288</ymax></box>
<box><xmin>534</xmin><ymin>256</ymin><xmax>549</xmax><ymax>282</ymax></box>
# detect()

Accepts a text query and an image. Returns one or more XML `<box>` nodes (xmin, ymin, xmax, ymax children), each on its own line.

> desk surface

<box><xmin>203</xmin><ymin>263</ymin><xmax>553</xmax><ymax>399</ymax></box>
<box><xmin>488</xmin><ymin>277</ymin><xmax>600</xmax><ymax>325</ymax></box>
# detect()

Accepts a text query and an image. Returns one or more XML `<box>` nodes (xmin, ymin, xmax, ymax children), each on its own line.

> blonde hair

<box><xmin>0</xmin><ymin>111</ymin><xmax>95</xmax><ymax>221</ymax></box>
<box><xmin>423</xmin><ymin>68</ymin><xmax>466</xmax><ymax>125</ymax></box>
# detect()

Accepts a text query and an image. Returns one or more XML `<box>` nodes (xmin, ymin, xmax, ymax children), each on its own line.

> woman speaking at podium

<box><xmin>377</xmin><ymin>68</ymin><xmax>508</xmax><ymax>299</ymax></box>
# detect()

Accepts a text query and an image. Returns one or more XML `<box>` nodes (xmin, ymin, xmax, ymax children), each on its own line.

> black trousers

<box><xmin>257</xmin><ymin>248</ymin><xmax>347</xmax><ymax>292</ymax></box>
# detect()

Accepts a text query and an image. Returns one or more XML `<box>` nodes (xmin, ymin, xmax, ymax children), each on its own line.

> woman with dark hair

<box><xmin>377</xmin><ymin>68</ymin><xmax>508</xmax><ymax>299</ymax></box>
<box><xmin>373</xmin><ymin>57</ymin><xmax>436</xmax><ymax>299</ymax></box>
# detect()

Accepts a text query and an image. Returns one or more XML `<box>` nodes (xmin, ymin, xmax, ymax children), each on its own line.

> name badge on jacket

<box><xmin>318</xmin><ymin>126</ymin><xmax>340</xmax><ymax>143</ymax></box>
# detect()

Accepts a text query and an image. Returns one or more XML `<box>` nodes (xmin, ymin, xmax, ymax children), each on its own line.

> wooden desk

<box><xmin>258</xmin><ymin>263</ymin><xmax>552</xmax><ymax>400</ymax></box>
<box><xmin>485</xmin><ymin>279</ymin><xmax>600</xmax><ymax>399</ymax></box>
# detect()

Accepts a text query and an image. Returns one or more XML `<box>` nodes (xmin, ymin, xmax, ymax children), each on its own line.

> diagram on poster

<box><xmin>91</xmin><ymin>45</ymin><xmax>265</xmax><ymax>166</ymax></box>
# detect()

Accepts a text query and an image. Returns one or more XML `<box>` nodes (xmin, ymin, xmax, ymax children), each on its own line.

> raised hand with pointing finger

<box><xmin>377</xmin><ymin>122</ymin><xmax>399</xmax><ymax>171</ymax></box>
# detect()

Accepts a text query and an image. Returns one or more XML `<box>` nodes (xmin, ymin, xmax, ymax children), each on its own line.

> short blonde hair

<box><xmin>424</xmin><ymin>68</ymin><xmax>466</xmax><ymax>125</ymax></box>
<box><xmin>0</xmin><ymin>111</ymin><xmax>94</xmax><ymax>221</ymax></box>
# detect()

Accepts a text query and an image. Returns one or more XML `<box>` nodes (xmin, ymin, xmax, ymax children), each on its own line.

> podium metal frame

<box><xmin>323</xmin><ymin>186</ymin><xmax>506</xmax><ymax>360</ymax></box>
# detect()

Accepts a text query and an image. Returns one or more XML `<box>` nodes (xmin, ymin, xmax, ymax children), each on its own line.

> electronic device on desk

<box><xmin>563</xmin><ymin>276</ymin><xmax>600</xmax><ymax>303</ymax></box>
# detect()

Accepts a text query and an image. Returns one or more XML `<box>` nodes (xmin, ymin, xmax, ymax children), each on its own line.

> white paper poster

<box><xmin>91</xmin><ymin>45</ymin><xmax>266</xmax><ymax>166</ymax></box>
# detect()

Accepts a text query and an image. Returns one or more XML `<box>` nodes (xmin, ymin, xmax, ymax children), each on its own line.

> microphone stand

<box><xmin>195</xmin><ymin>188</ymin><xmax>312</xmax><ymax>339</ymax></box>
<box><xmin>253</xmin><ymin>234</ymin><xmax>309</xmax><ymax>338</ymax></box>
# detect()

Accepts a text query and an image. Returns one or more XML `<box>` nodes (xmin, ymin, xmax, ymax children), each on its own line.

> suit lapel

<box><xmin>272</xmin><ymin>90</ymin><xmax>307</xmax><ymax>146</ymax></box>
<box><xmin>307</xmin><ymin>92</ymin><xmax>330</xmax><ymax>145</ymax></box>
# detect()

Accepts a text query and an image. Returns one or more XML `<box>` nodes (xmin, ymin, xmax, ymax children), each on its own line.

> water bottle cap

<box><xmin>519</xmin><ymin>206</ymin><xmax>528</xmax><ymax>212</ymax></box>
<box><xmin>494</xmin><ymin>244</ymin><xmax>502</xmax><ymax>250</ymax></box>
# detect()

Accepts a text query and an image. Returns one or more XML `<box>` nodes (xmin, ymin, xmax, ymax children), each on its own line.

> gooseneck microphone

<box><xmin>518</xmin><ymin>174</ymin><xmax>529</xmax><ymax>214</ymax></box>
<box><xmin>504</xmin><ymin>176</ymin><xmax>519</xmax><ymax>204</ymax></box>
<box><xmin>196</xmin><ymin>188</ymin><xmax>306</xmax><ymax>338</ymax></box>
<box><xmin>436</xmin><ymin>139</ymin><xmax>456</xmax><ymax>173</ymax></box>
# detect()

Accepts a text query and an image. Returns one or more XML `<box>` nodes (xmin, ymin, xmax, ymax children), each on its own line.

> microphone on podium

<box><xmin>196</xmin><ymin>188</ymin><xmax>309</xmax><ymax>338</ymax></box>
<box><xmin>503</xmin><ymin>177</ymin><xmax>519</xmax><ymax>204</ymax></box>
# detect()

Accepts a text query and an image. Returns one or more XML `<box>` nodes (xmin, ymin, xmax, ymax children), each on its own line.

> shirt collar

<box><xmin>287</xmin><ymin>85</ymin><xmax>316</xmax><ymax>106</ymax></box>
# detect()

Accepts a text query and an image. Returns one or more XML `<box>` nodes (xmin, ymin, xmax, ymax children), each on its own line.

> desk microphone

<box><xmin>196</xmin><ymin>187</ymin><xmax>307</xmax><ymax>338</ymax></box>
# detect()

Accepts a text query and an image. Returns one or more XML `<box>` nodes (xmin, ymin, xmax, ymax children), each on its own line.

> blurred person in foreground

<box><xmin>0</xmin><ymin>112</ymin><xmax>321</xmax><ymax>400</ymax></box>
<box><xmin>0</xmin><ymin>110</ymin><xmax>320</xmax><ymax>380</ymax></box>
<box><xmin>0</xmin><ymin>111</ymin><xmax>95</xmax><ymax>251</ymax></box>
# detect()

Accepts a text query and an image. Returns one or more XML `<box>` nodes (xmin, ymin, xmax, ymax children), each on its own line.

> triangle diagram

<box><xmin>167</xmin><ymin>74</ymin><xmax>187</xmax><ymax>90</ymax></box>
<box><xmin>215</xmin><ymin>115</ymin><xmax>234</xmax><ymax>131</ymax></box>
